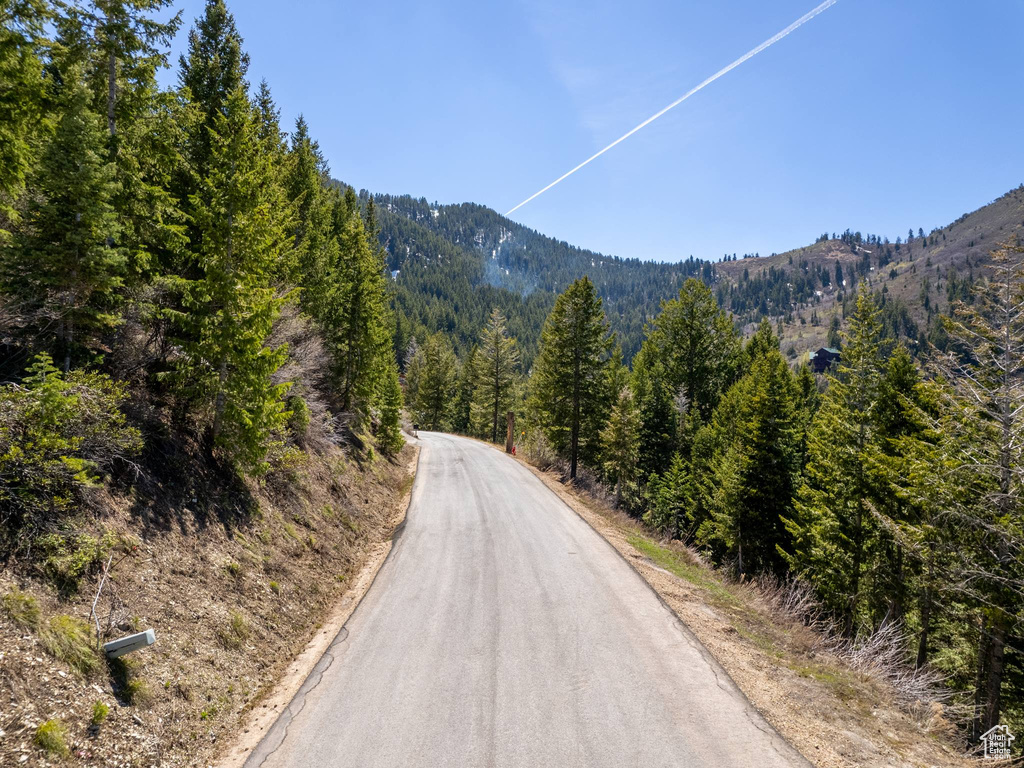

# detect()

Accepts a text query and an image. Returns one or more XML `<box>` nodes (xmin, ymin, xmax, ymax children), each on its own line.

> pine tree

<box><xmin>631</xmin><ymin>346</ymin><xmax>677</xmax><ymax>476</ymax></box>
<box><xmin>923</xmin><ymin>240</ymin><xmax>1024</xmax><ymax>737</ymax></box>
<box><xmin>529</xmin><ymin>277</ymin><xmax>613</xmax><ymax>480</ymax></box>
<box><xmin>375</xmin><ymin>358</ymin><xmax>404</xmax><ymax>455</ymax></box>
<box><xmin>178</xmin><ymin>86</ymin><xmax>290</xmax><ymax>474</ymax></box>
<box><xmin>744</xmin><ymin>317</ymin><xmax>779</xmax><ymax>366</ymax></box>
<box><xmin>644</xmin><ymin>278</ymin><xmax>741</xmax><ymax>423</ymax></box>
<box><xmin>176</xmin><ymin>0</ymin><xmax>248</xmax><ymax>219</ymax></box>
<box><xmin>452</xmin><ymin>344</ymin><xmax>475</xmax><ymax>435</ymax></box>
<box><xmin>643</xmin><ymin>452</ymin><xmax>690</xmax><ymax>537</ymax></box>
<box><xmin>471</xmin><ymin>308</ymin><xmax>520</xmax><ymax>443</ymax></box>
<box><xmin>701</xmin><ymin>348</ymin><xmax>802</xmax><ymax>577</ymax></box>
<box><xmin>630</xmin><ymin>278</ymin><xmax>740</xmax><ymax>481</ymax></box>
<box><xmin>285</xmin><ymin>114</ymin><xmax>336</xmax><ymax>313</ymax></box>
<box><xmin>64</xmin><ymin>0</ymin><xmax>185</xmax><ymax>278</ymax></box>
<box><xmin>600</xmin><ymin>386</ymin><xmax>639</xmax><ymax>507</ymax></box>
<box><xmin>7</xmin><ymin>65</ymin><xmax>124</xmax><ymax>370</ymax></box>
<box><xmin>784</xmin><ymin>288</ymin><xmax>885</xmax><ymax>632</ymax></box>
<box><xmin>327</xmin><ymin>188</ymin><xmax>392</xmax><ymax>417</ymax></box>
<box><xmin>410</xmin><ymin>333</ymin><xmax>457</xmax><ymax>430</ymax></box>
<box><xmin>827</xmin><ymin>315</ymin><xmax>842</xmax><ymax>349</ymax></box>
<box><xmin>0</xmin><ymin>0</ymin><xmax>51</xmax><ymax>231</ymax></box>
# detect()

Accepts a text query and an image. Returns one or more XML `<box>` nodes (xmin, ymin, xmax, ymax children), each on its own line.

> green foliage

<box><xmin>177</xmin><ymin>86</ymin><xmax>291</xmax><ymax>474</ymax></box>
<box><xmin>600</xmin><ymin>386</ymin><xmax>639</xmax><ymax>508</ymax></box>
<box><xmin>0</xmin><ymin>0</ymin><xmax>50</xmax><ymax>229</ymax></box>
<box><xmin>698</xmin><ymin>347</ymin><xmax>803</xmax><ymax>577</ymax></box>
<box><xmin>286</xmin><ymin>394</ymin><xmax>310</xmax><ymax>441</ymax></box>
<box><xmin>529</xmin><ymin>277</ymin><xmax>613</xmax><ymax>479</ymax></box>
<box><xmin>42</xmin><ymin>614</ymin><xmax>101</xmax><ymax>677</ymax></box>
<box><xmin>0</xmin><ymin>354</ymin><xmax>141</xmax><ymax>550</ymax></box>
<box><xmin>5</xmin><ymin>63</ymin><xmax>125</xmax><ymax>368</ymax></box>
<box><xmin>631</xmin><ymin>279</ymin><xmax>741</xmax><ymax>476</ymax></box>
<box><xmin>326</xmin><ymin>188</ymin><xmax>393</xmax><ymax>416</ymax></box>
<box><xmin>285</xmin><ymin>115</ymin><xmax>336</xmax><ymax>315</ymax></box>
<box><xmin>784</xmin><ymin>289</ymin><xmax>886</xmax><ymax>631</ymax></box>
<box><xmin>452</xmin><ymin>344</ymin><xmax>475</xmax><ymax>435</ymax></box>
<box><xmin>2</xmin><ymin>587</ymin><xmax>40</xmax><ymax>628</ymax></box>
<box><xmin>375</xmin><ymin>360</ymin><xmax>404</xmax><ymax>455</ymax></box>
<box><xmin>91</xmin><ymin>700</ymin><xmax>110</xmax><ymax>726</ymax></box>
<box><xmin>36</xmin><ymin>530</ymin><xmax>117</xmax><ymax>592</ymax></box>
<box><xmin>471</xmin><ymin>308</ymin><xmax>520</xmax><ymax>442</ymax></box>
<box><xmin>178</xmin><ymin>0</ymin><xmax>249</xmax><ymax>183</ymax></box>
<box><xmin>407</xmin><ymin>333</ymin><xmax>458</xmax><ymax>430</ymax></box>
<box><xmin>643</xmin><ymin>453</ymin><xmax>690</xmax><ymax>537</ymax></box>
<box><xmin>34</xmin><ymin>719</ymin><xmax>69</xmax><ymax>756</ymax></box>
<box><xmin>65</xmin><ymin>0</ymin><xmax>186</xmax><ymax>279</ymax></box>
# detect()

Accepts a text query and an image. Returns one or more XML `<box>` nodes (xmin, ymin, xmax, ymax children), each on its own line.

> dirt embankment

<box><xmin>0</xmin><ymin>439</ymin><xmax>417</xmax><ymax>768</ymax></box>
<box><xmin>519</xmin><ymin>460</ymin><xmax>972</xmax><ymax>768</ymax></box>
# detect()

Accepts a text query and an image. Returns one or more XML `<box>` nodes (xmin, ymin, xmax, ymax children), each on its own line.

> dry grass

<box><xmin>34</xmin><ymin>719</ymin><xmax>69</xmax><ymax>756</ymax></box>
<box><xmin>40</xmin><ymin>614</ymin><xmax>101</xmax><ymax>677</ymax></box>
<box><xmin>2</xmin><ymin>587</ymin><xmax>41</xmax><ymax>629</ymax></box>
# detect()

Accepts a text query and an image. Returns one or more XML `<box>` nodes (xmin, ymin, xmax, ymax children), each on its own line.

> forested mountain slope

<box><xmin>363</xmin><ymin>185</ymin><xmax>1024</xmax><ymax>364</ymax></box>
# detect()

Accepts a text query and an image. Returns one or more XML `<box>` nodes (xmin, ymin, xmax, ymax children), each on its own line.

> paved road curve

<box><xmin>247</xmin><ymin>432</ymin><xmax>808</xmax><ymax>768</ymax></box>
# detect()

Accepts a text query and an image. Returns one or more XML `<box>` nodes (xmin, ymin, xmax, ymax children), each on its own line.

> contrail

<box><xmin>506</xmin><ymin>0</ymin><xmax>839</xmax><ymax>216</ymax></box>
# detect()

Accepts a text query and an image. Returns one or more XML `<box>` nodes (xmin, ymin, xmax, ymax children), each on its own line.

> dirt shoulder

<box><xmin>0</xmin><ymin>439</ymin><xmax>418</xmax><ymax>768</ymax></box>
<box><xmin>515</xmin><ymin>456</ymin><xmax>969</xmax><ymax>768</ymax></box>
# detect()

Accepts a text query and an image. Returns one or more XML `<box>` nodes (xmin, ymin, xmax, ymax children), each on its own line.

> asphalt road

<box><xmin>247</xmin><ymin>432</ymin><xmax>808</xmax><ymax>768</ymax></box>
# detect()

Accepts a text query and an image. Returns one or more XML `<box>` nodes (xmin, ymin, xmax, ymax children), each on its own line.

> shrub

<box><xmin>34</xmin><ymin>719</ymin><xmax>69</xmax><ymax>756</ymax></box>
<box><xmin>41</xmin><ymin>614</ymin><xmax>100</xmax><ymax>677</ymax></box>
<box><xmin>91</xmin><ymin>700</ymin><xmax>109</xmax><ymax>726</ymax></box>
<box><xmin>286</xmin><ymin>395</ymin><xmax>311</xmax><ymax>441</ymax></box>
<box><xmin>0</xmin><ymin>354</ymin><xmax>142</xmax><ymax>552</ymax></box>
<box><xmin>36</xmin><ymin>530</ymin><xmax>116</xmax><ymax>593</ymax></box>
<box><xmin>2</xmin><ymin>587</ymin><xmax>40</xmax><ymax>629</ymax></box>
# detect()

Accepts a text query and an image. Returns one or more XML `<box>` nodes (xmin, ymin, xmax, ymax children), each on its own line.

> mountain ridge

<box><xmin>355</xmin><ymin>183</ymin><xmax>1024</xmax><ymax>364</ymax></box>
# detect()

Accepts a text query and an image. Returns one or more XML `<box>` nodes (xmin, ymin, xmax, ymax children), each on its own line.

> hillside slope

<box><xmin>0</xmin><ymin>438</ymin><xmax>414</xmax><ymax>767</ymax></box>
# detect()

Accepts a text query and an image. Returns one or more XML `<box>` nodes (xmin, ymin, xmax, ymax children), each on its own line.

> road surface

<box><xmin>246</xmin><ymin>432</ymin><xmax>808</xmax><ymax>768</ymax></box>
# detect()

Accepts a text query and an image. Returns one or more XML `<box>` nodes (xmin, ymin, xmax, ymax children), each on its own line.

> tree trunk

<box><xmin>981</xmin><ymin>618</ymin><xmax>1007</xmax><ymax>734</ymax></box>
<box><xmin>211</xmin><ymin>358</ymin><xmax>228</xmax><ymax>443</ymax></box>
<box><xmin>63</xmin><ymin>316</ymin><xmax>73</xmax><ymax>373</ymax></box>
<box><xmin>492</xmin><ymin>370</ymin><xmax>499</xmax><ymax>444</ymax></box>
<box><xmin>570</xmin><ymin>356</ymin><xmax>580</xmax><ymax>480</ymax></box>
<box><xmin>505</xmin><ymin>411</ymin><xmax>514</xmax><ymax>453</ymax></box>
<box><xmin>916</xmin><ymin>583</ymin><xmax>931</xmax><ymax>669</ymax></box>
<box><xmin>107</xmin><ymin>48</ymin><xmax>117</xmax><ymax>139</ymax></box>
<box><xmin>972</xmin><ymin>618</ymin><xmax>990</xmax><ymax>742</ymax></box>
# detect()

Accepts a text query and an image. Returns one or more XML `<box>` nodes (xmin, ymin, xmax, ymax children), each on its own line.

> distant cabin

<box><xmin>811</xmin><ymin>347</ymin><xmax>841</xmax><ymax>373</ymax></box>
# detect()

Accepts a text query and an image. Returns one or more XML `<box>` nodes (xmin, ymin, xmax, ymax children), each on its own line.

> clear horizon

<box><xmin>160</xmin><ymin>0</ymin><xmax>1024</xmax><ymax>263</ymax></box>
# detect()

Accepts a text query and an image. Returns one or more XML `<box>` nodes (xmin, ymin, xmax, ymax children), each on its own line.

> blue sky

<box><xmin>161</xmin><ymin>0</ymin><xmax>1024</xmax><ymax>263</ymax></box>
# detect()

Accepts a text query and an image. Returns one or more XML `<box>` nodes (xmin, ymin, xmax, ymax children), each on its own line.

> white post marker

<box><xmin>103</xmin><ymin>629</ymin><xmax>156</xmax><ymax>659</ymax></box>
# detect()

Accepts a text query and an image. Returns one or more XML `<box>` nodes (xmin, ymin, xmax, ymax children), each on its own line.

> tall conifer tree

<box><xmin>529</xmin><ymin>277</ymin><xmax>612</xmax><ymax>479</ymax></box>
<box><xmin>8</xmin><ymin>65</ymin><xmax>123</xmax><ymax>370</ymax></box>
<box><xmin>784</xmin><ymin>288</ymin><xmax>885</xmax><ymax>633</ymax></box>
<box><xmin>472</xmin><ymin>308</ymin><xmax>520</xmax><ymax>442</ymax></box>
<box><xmin>0</xmin><ymin>0</ymin><xmax>50</xmax><ymax>231</ymax></box>
<box><xmin>180</xmin><ymin>86</ymin><xmax>290</xmax><ymax>473</ymax></box>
